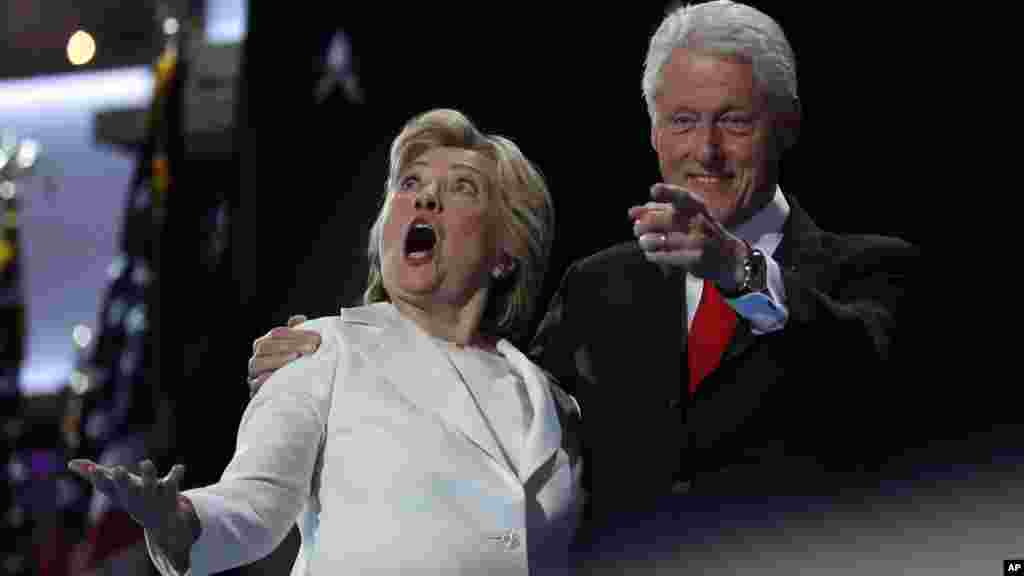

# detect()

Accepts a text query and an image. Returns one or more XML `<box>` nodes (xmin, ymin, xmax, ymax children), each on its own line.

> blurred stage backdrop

<box><xmin>0</xmin><ymin>1</ymin><xmax>1000</xmax><ymax>575</ymax></box>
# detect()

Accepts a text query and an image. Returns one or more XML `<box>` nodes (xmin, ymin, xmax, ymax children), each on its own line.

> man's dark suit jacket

<box><xmin>528</xmin><ymin>195</ymin><xmax>922</xmax><ymax>556</ymax></box>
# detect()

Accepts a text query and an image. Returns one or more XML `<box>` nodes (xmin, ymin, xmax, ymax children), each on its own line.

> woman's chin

<box><xmin>388</xmin><ymin>276</ymin><xmax>444</xmax><ymax>302</ymax></box>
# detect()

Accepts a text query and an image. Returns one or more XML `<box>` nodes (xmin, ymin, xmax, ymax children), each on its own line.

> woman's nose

<box><xmin>414</xmin><ymin>185</ymin><xmax>441</xmax><ymax>212</ymax></box>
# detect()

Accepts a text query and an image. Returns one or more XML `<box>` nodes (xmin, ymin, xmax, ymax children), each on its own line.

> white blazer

<box><xmin>147</xmin><ymin>302</ymin><xmax>584</xmax><ymax>575</ymax></box>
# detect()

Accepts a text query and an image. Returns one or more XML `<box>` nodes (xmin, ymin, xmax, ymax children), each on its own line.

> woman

<box><xmin>69</xmin><ymin>109</ymin><xmax>583</xmax><ymax>575</ymax></box>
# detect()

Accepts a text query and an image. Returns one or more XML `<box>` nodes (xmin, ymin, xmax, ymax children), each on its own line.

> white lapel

<box><xmin>339</xmin><ymin>303</ymin><xmax>512</xmax><ymax>479</ymax></box>
<box><xmin>496</xmin><ymin>340</ymin><xmax>561</xmax><ymax>483</ymax></box>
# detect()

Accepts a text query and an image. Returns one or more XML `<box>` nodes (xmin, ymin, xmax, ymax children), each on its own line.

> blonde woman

<box><xmin>70</xmin><ymin>108</ymin><xmax>583</xmax><ymax>575</ymax></box>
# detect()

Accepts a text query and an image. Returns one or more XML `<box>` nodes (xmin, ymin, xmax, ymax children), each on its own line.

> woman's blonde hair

<box><xmin>364</xmin><ymin>108</ymin><xmax>555</xmax><ymax>342</ymax></box>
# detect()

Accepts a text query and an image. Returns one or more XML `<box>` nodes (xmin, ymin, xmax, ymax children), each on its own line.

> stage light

<box><xmin>15</xmin><ymin>139</ymin><xmax>38</xmax><ymax>170</ymax></box>
<box><xmin>67</xmin><ymin>30</ymin><xmax>97</xmax><ymax>66</ymax></box>
<box><xmin>72</xmin><ymin>324</ymin><xmax>93</xmax><ymax>349</ymax></box>
<box><xmin>164</xmin><ymin>17</ymin><xmax>180</xmax><ymax>36</ymax></box>
<box><xmin>0</xmin><ymin>67</ymin><xmax>153</xmax><ymax>112</ymax></box>
<box><xmin>68</xmin><ymin>369</ymin><xmax>91</xmax><ymax>395</ymax></box>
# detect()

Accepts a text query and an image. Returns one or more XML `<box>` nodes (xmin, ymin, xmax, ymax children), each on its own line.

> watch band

<box><xmin>721</xmin><ymin>243</ymin><xmax>766</xmax><ymax>298</ymax></box>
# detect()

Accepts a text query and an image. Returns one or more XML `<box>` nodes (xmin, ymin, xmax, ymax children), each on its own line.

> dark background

<box><xmin>220</xmin><ymin>0</ymin><xmax>940</xmax><ymax>498</ymax></box>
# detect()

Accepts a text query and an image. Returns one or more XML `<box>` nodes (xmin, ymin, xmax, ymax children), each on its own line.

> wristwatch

<box><xmin>722</xmin><ymin>244</ymin><xmax>768</xmax><ymax>298</ymax></box>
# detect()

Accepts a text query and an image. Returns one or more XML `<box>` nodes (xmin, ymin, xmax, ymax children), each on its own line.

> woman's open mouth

<box><xmin>404</xmin><ymin>218</ymin><xmax>437</xmax><ymax>263</ymax></box>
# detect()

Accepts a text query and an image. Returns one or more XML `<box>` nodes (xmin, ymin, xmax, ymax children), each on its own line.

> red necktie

<box><xmin>688</xmin><ymin>280</ymin><xmax>738</xmax><ymax>395</ymax></box>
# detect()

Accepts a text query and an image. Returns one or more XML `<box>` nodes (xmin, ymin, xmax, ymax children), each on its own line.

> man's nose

<box><xmin>694</xmin><ymin>124</ymin><xmax>724</xmax><ymax>167</ymax></box>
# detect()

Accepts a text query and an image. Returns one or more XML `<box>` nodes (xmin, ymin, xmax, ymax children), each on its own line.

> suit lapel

<box><xmin>771</xmin><ymin>195</ymin><xmax>824</xmax><ymax>271</ymax></box>
<box><xmin>496</xmin><ymin>340</ymin><xmax>562</xmax><ymax>483</ymax></box>
<box><xmin>340</xmin><ymin>303</ymin><xmax>510</xmax><ymax>478</ymax></box>
<box><xmin>715</xmin><ymin>195</ymin><xmax>825</xmax><ymax>367</ymax></box>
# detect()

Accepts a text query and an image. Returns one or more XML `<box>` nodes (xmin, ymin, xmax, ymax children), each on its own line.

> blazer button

<box><xmin>502</xmin><ymin>530</ymin><xmax>521</xmax><ymax>551</ymax></box>
<box><xmin>666</xmin><ymin>398</ymin><xmax>681</xmax><ymax>410</ymax></box>
<box><xmin>487</xmin><ymin>530</ymin><xmax>521</xmax><ymax>551</ymax></box>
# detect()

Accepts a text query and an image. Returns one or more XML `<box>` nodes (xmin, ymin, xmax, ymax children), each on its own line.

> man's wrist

<box><xmin>718</xmin><ymin>239</ymin><xmax>752</xmax><ymax>296</ymax></box>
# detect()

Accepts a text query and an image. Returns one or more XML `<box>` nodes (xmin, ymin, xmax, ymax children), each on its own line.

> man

<box><xmin>248</xmin><ymin>0</ymin><xmax>920</xmax><ymax>569</ymax></box>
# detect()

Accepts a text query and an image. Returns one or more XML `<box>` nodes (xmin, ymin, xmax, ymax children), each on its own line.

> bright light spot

<box><xmin>19</xmin><ymin>359</ymin><xmax>74</xmax><ymax>396</ymax></box>
<box><xmin>0</xmin><ymin>149</ymin><xmax>7</xmax><ymax>171</ymax></box>
<box><xmin>67</xmin><ymin>30</ymin><xmax>97</xmax><ymax>66</ymax></box>
<box><xmin>6</xmin><ymin>457</ymin><xmax>27</xmax><ymax>484</ymax></box>
<box><xmin>69</xmin><ymin>369</ymin><xmax>91</xmax><ymax>394</ymax></box>
<box><xmin>72</xmin><ymin>324</ymin><xmax>93</xmax><ymax>349</ymax></box>
<box><xmin>107</xmin><ymin>255</ymin><xmax>127</xmax><ymax>279</ymax></box>
<box><xmin>0</xmin><ymin>181</ymin><xmax>14</xmax><ymax>200</ymax></box>
<box><xmin>206</xmin><ymin>0</ymin><xmax>246</xmax><ymax>43</ymax></box>
<box><xmin>163</xmin><ymin>17</ymin><xmax>180</xmax><ymax>36</ymax></box>
<box><xmin>0</xmin><ymin>67</ymin><xmax>153</xmax><ymax>112</ymax></box>
<box><xmin>125</xmin><ymin>305</ymin><xmax>147</xmax><ymax>333</ymax></box>
<box><xmin>15</xmin><ymin>139</ymin><xmax>39</xmax><ymax>169</ymax></box>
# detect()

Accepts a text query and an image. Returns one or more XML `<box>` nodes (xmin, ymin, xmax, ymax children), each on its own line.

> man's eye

<box><xmin>721</xmin><ymin>116</ymin><xmax>754</xmax><ymax>130</ymax></box>
<box><xmin>670</xmin><ymin>116</ymin><xmax>696</xmax><ymax>130</ymax></box>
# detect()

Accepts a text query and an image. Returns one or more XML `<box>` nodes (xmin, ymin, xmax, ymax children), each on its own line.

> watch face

<box><xmin>750</xmin><ymin>250</ymin><xmax>768</xmax><ymax>292</ymax></box>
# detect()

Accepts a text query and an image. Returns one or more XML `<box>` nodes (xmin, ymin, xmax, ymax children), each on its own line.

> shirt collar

<box><xmin>730</xmin><ymin>185</ymin><xmax>789</xmax><ymax>256</ymax></box>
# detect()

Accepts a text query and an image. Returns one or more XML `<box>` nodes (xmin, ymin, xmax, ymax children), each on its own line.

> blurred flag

<box><xmin>1</xmin><ymin>189</ymin><xmax>30</xmax><ymax>575</ymax></box>
<box><xmin>68</xmin><ymin>30</ymin><xmax>185</xmax><ymax>576</ymax></box>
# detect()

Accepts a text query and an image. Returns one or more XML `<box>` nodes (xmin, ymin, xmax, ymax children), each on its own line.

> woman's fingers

<box><xmin>74</xmin><ymin>461</ymin><xmax>131</xmax><ymax>497</ymax></box>
<box><xmin>139</xmin><ymin>459</ymin><xmax>158</xmax><ymax>490</ymax></box>
<box><xmin>69</xmin><ymin>459</ymin><xmax>152</xmax><ymax>497</ymax></box>
<box><xmin>68</xmin><ymin>458</ymin><xmax>96</xmax><ymax>478</ymax></box>
<box><xmin>68</xmin><ymin>458</ymin><xmax>187</xmax><ymax>531</ymax></box>
<box><xmin>163</xmin><ymin>464</ymin><xmax>186</xmax><ymax>495</ymax></box>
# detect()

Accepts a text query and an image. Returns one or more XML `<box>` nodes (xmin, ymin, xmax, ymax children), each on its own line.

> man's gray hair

<box><xmin>642</xmin><ymin>1</ymin><xmax>798</xmax><ymax>122</ymax></box>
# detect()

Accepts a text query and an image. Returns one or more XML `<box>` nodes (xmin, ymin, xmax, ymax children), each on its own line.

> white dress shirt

<box><xmin>685</xmin><ymin>186</ymin><xmax>790</xmax><ymax>337</ymax></box>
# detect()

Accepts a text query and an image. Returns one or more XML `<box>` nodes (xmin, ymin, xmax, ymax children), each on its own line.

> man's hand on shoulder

<box><xmin>247</xmin><ymin>315</ymin><xmax>323</xmax><ymax>396</ymax></box>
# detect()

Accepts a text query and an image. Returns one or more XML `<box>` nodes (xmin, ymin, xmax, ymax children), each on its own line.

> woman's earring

<box><xmin>492</xmin><ymin>259</ymin><xmax>516</xmax><ymax>280</ymax></box>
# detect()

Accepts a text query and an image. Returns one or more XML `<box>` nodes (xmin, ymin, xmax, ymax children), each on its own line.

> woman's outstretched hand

<box><xmin>68</xmin><ymin>459</ymin><xmax>198</xmax><ymax>572</ymax></box>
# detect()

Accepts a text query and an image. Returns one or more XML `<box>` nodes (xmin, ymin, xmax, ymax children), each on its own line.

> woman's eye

<box><xmin>455</xmin><ymin>179</ymin><xmax>478</xmax><ymax>195</ymax></box>
<box><xmin>399</xmin><ymin>175</ymin><xmax>419</xmax><ymax>191</ymax></box>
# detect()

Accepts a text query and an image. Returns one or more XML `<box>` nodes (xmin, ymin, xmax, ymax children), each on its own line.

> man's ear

<box><xmin>777</xmin><ymin>99</ymin><xmax>801</xmax><ymax>152</ymax></box>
